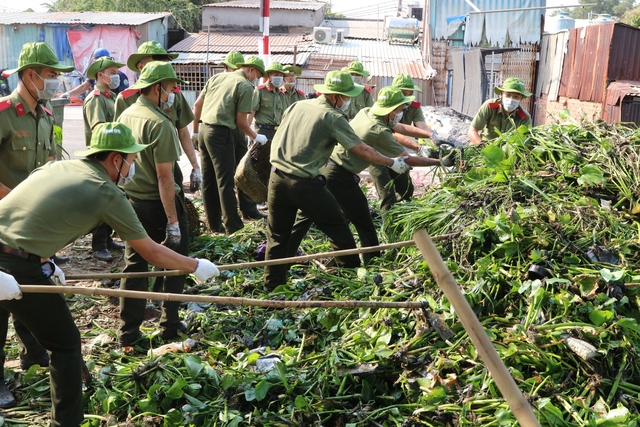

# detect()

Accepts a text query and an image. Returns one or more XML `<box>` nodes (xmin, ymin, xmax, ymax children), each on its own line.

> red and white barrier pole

<box><xmin>260</xmin><ymin>0</ymin><xmax>271</xmax><ymax>77</ymax></box>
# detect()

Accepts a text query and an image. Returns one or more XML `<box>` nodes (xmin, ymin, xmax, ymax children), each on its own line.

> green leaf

<box><xmin>163</xmin><ymin>409</ymin><xmax>184</xmax><ymax>427</ymax></box>
<box><xmin>482</xmin><ymin>145</ymin><xmax>506</xmax><ymax>169</ymax></box>
<box><xmin>244</xmin><ymin>388</ymin><xmax>256</xmax><ymax>402</ymax></box>
<box><xmin>221</xmin><ymin>375</ymin><xmax>234</xmax><ymax>390</ymax></box>
<box><xmin>138</xmin><ymin>398</ymin><xmax>157</xmax><ymax>413</ymax></box>
<box><xmin>294</xmin><ymin>395</ymin><xmax>308</xmax><ymax>409</ymax></box>
<box><xmin>577</xmin><ymin>164</ymin><xmax>606</xmax><ymax>186</ymax></box>
<box><xmin>600</xmin><ymin>268</ymin><xmax>625</xmax><ymax>283</ymax></box>
<box><xmin>184</xmin><ymin>355</ymin><xmax>204</xmax><ymax>379</ymax></box>
<box><xmin>165</xmin><ymin>379</ymin><xmax>186</xmax><ymax>400</ymax></box>
<box><xmin>589</xmin><ymin>309</ymin><xmax>614</xmax><ymax>327</ymax></box>
<box><xmin>254</xmin><ymin>380</ymin><xmax>271</xmax><ymax>402</ymax></box>
<box><xmin>227</xmin><ymin>416</ymin><xmax>243</xmax><ymax>427</ymax></box>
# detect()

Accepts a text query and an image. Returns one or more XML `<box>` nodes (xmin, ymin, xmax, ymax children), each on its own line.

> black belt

<box><xmin>0</xmin><ymin>243</ymin><xmax>41</xmax><ymax>261</ymax></box>
<box><xmin>203</xmin><ymin>123</ymin><xmax>229</xmax><ymax>129</ymax></box>
<box><xmin>257</xmin><ymin>124</ymin><xmax>278</xmax><ymax>130</ymax></box>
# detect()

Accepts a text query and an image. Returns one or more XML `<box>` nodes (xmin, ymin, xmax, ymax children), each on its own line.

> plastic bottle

<box><xmin>147</xmin><ymin>338</ymin><xmax>197</xmax><ymax>357</ymax></box>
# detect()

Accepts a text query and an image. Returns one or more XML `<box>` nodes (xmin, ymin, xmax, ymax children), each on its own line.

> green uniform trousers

<box><xmin>289</xmin><ymin>163</ymin><xmax>381</xmax><ymax>265</ymax></box>
<box><xmin>0</xmin><ymin>253</ymin><xmax>83</xmax><ymax>427</ymax></box>
<box><xmin>118</xmin><ymin>194</ymin><xmax>189</xmax><ymax>346</ymax></box>
<box><xmin>233</xmin><ymin>127</ymin><xmax>260</xmax><ymax>216</ymax></box>
<box><xmin>368</xmin><ymin>164</ymin><xmax>414</xmax><ymax>213</ymax></box>
<box><xmin>265</xmin><ymin>168</ymin><xmax>360</xmax><ymax>289</ymax></box>
<box><xmin>200</xmin><ymin>124</ymin><xmax>244</xmax><ymax>234</ymax></box>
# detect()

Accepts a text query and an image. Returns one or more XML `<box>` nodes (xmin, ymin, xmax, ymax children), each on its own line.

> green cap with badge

<box><xmin>265</xmin><ymin>62</ymin><xmax>286</xmax><ymax>75</ymax></box>
<box><xmin>236</xmin><ymin>56</ymin><xmax>267</xmax><ymax>78</ymax></box>
<box><xmin>370</xmin><ymin>86</ymin><xmax>414</xmax><ymax>116</ymax></box>
<box><xmin>391</xmin><ymin>73</ymin><xmax>423</xmax><ymax>93</ymax></box>
<box><xmin>218</xmin><ymin>51</ymin><xmax>244</xmax><ymax>69</ymax></box>
<box><xmin>127</xmin><ymin>41</ymin><xmax>178</xmax><ymax>72</ymax></box>
<box><xmin>86</xmin><ymin>57</ymin><xmax>125</xmax><ymax>80</ymax></box>
<box><xmin>283</xmin><ymin>64</ymin><xmax>301</xmax><ymax>76</ymax></box>
<box><xmin>347</xmin><ymin>61</ymin><xmax>370</xmax><ymax>77</ymax></box>
<box><xmin>75</xmin><ymin>122</ymin><xmax>147</xmax><ymax>157</ymax></box>
<box><xmin>314</xmin><ymin>70</ymin><xmax>363</xmax><ymax>97</ymax></box>
<box><xmin>129</xmin><ymin>61</ymin><xmax>187</xmax><ymax>89</ymax></box>
<box><xmin>494</xmin><ymin>77</ymin><xmax>532</xmax><ymax>97</ymax></box>
<box><xmin>4</xmin><ymin>42</ymin><xmax>75</xmax><ymax>75</ymax></box>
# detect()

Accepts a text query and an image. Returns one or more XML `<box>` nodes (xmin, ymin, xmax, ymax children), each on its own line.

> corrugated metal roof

<box><xmin>169</xmin><ymin>32</ymin><xmax>312</xmax><ymax>53</ymax></box>
<box><xmin>430</xmin><ymin>0</ymin><xmax>544</xmax><ymax>47</ymax></box>
<box><xmin>0</xmin><ymin>12</ymin><xmax>170</xmax><ymax>26</ymax></box>
<box><xmin>203</xmin><ymin>0</ymin><xmax>324</xmax><ymax>11</ymax></box>
<box><xmin>171</xmin><ymin>51</ymin><xmax>311</xmax><ymax>66</ymax></box>
<box><xmin>602</xmin><ymin>80</ymin><xmax>640</xmax><ymax>124</ymax></box>
<box><xmin>320</xmin><ymin>19</ymin><xmax>385</xmax><ymax>40</ymax></box>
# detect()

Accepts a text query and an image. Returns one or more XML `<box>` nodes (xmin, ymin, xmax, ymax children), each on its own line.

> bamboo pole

<box><xmin>19</xmin><ymin>285</ymin><xmax>427</xmax><ymax>310</ymax></box>
<box><xmin>412</xmin><ymin>229</ymin><xmax>541</xmax><ymax>427</ymax></box>
<box><xmin>65</xmin><ymin>233</ymin><xmax>458</xmax><ymax>281</ymax></box>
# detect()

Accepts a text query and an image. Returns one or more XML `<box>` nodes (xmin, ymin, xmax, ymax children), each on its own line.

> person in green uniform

<box><xmin>281</xmin><ymin>64</ymin><xmax>306</xmax><ymax>108</ymax></box>
<box><xmin>191</xmin><ymin>56</ymin><xmax>268</xmax><ymax>234</ymax></box>
<box><xmin>0</xmin><ymin>42</ymin><xmax>74</xmax><ymax>408</ymax></box>
<box><xmin>252</xmin><ymin>61</ymin><xmax>286</xmax><ymax>142</ymax></box>
<box><xmin>116</xmin><ymin>62</ymin><xmax>193</xmax><ymax>346</ymax></box>
<box><xmin>83</xmin><ymin>56</ymin><xmax>127</xmax><ymax>261</ymax></box>
<box><xmin>288</xmin><ymin>87</ymin><xmax>450</xmax><ymax>264</ymax></box>
<box><xmin>468</xmin><ymin>77</ymin><xmax>532</xmax><ymax>144</ymax></box>
<box><xmin>114</xmin><ymin>41</ymin><xmax>202</xmax><ymax>195</ymax></box>
<box><xmin>0</xmin><ymin>121</ymin><xmax>220</xmax><ymax>427</ymax></box>
<box><xmin>265</xmin><ymin>71</ymin><xmax>411</xmax><ymax>291</ymax></box>
<box><xmin>343</xmin><ymin>61</ymin><xmax>374</xmax><ymax>120</ymax></box>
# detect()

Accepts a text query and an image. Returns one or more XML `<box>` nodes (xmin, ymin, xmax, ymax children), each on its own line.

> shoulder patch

<box><xmin>93</xmin><ymin>89</ymin><xmax>101</xmax><ymax>96</ymax></box>
<box><xmin>15</xmin><ymin>103</ymin><xmax>25</xmax><ymax>117</ymax></box>
<box><xmin>296</xmin><ymin>89</ymin><xmax>305</xmax><ymax>96</ymax></box>
<box><xmin>172</xmin><ymin>86</ymin><xmax>181</xmax><ymax>93</ymax></box>
<box><xmin>364</xmin><ymin>87</ymin><xmax>372</xmax><ymax>93</ymax></box>
<box><xmin>410</xmin><ymin>101</ymin><xmax>421</xmax><ymax>108</ymax></box>
<box><xmin>41</xmin><ymin>105</ymin><xmax>53</xmax><ymax>116</ymax></box>
<box><xmin>0</xmin><ymin>99</ymin><xmax>12</xmax><ymax>113</ymax></box>
<box><xmin>122</xmin><ymin>88</ymin><xmax>139</xmax><ymax>99</ymax></box>
<box><xmin>257</xmin><ymin>84</ymin><xmax>266</xmax><ymax>90</ymax></box>
<box><xmin>516</xmin><ymin>108</ymin><xmax>527</xmax><ymax>120</ymax></box>
<box><xmin>488</xmin><ymin>102</ymin><xmax>501</xmax><ymax>109</ymax></box>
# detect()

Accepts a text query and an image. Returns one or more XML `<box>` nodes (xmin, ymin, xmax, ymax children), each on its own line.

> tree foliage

<box><xmin>621</xmin><ymin>6</ymin><xmax>640</xmax><ymax>27</ymax></box>
<box><xmin>46</xmin><ymin>0</ymin><xmax>210</xmax><ymax>32</ymax></box>
<box><xmin>569</xmin><ymin>0</ymin><xmax>634</xmax><ymax>19</ymax></box>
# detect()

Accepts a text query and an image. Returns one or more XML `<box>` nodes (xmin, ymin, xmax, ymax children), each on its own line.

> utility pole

<box><xmin>259</xmin><ymin>0</ymin><xmax>271</xmax><ymax>67</ymax></box>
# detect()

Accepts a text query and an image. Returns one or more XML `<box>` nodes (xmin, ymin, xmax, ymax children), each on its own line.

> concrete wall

<box><xmin>535</xmin><ymin>96</ymin><xmax>602</xmax><ymax>125</ymax></box>
<box><xmin>202</xmin><ymin>6</ymin><xmax>324</xmax><ymax>31</ymax></box>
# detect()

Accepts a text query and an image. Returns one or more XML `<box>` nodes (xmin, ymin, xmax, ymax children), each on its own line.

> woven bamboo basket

<box><xmin>234</xmin><ymin>140</ymin><xmax>272</xmax><ymax>203</ymax></box>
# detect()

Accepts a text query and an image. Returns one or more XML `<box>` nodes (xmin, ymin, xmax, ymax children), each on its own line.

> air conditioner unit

<box><xmin>336</xmin><ymin>29</ymin><xmax>345</xmax><ymax>44</ymax></box>
<box><xmin>313</xmin><ymin>27</ymin><xmax>332</xmax><ymax>44</ymax></box>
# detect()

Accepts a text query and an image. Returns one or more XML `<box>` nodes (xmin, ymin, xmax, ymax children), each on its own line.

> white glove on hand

<box><xmin>0</xmin><ymin>271</ymin><xmax>22</xmax><ymax>300</ymax></box>
<box><xmin>390</xmin><ymin>157</ymin><xmax>410</xmax><ymax>174</ymax></box>
<box><xmin>193</xmin><ymin>259</ymin><xmax>220</xmax><ymax>282</ymax></box>
<box><xmin>60</xmin><ymin>92</ymin><xmax>71</xmax><ymax>99</ymax></box>
<box><xmin>254</xmin><ymin>134</ymin><xmax>269</xmax><ymax>145</ymax></box>
<box><xmin>52</xmin><ymin>262</ymin><xmax>66</xmax><ymax>286</ymax></box>
<box><xmin>431</xmin><ymin>133</ymin><xmax>448</xmax><ymax>146</ymax></box>
<box><xmin>191</xmin><ymin>132</ymin><xmax>199</xmax><ymax>150</ymax></box>
<box><xmin>417</xmin><ymin>146</ymin><xmax>431</xmax><ymax>157</ymax></box>
<box><xmin>189</xmin><ymin>169</ymin><xmax>202</xmax><ymax>192</ymax></box>
<box><xmin>161</xmin><ymin>222</ymin><xmax>181</xmax><ymax>250</ymax></box>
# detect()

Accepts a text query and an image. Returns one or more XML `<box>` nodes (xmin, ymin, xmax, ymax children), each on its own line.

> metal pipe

<box><xmin>469</xmin><ymin>4</ymin><xmax>596</xmax><ymax>14</ymax></box>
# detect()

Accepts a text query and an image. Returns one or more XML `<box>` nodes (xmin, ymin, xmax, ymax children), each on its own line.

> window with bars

<box><xmin>173</xmin><ymin>64</ymin><xmax>221</xmax><ymax>94</ymax></box>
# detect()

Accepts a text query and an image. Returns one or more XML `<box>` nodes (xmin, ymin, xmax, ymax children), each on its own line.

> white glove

<box><xmin>191</xmin><ymin>132</ymin><xmax>199</xmax><ymax>148</ymax></box>
<box><xmin>161</xmin><ymin>222</ymin><xmax>181</xmax><ymax>250</ymax></box>
<box><xmin>254</xmin><ymin>134</ymin><xmax>268</xmax><ymax>145</ymax></box>
<box><xmin>60</xmin><ymin>92</ymin><xmax>70</xmax><ymax>99</ymax></box>
<box><xmin>52</xmin><ymin>262</ymin><xmax>66</xmax><ymax>286</ymax></box>
<box><xmin>193</xmin><ymin>259</ymin><xmax>220</xmax><ymax>282</ymax></box>
<box><xmin>390</xmin><ymin>157</ymin><xmax>410</xmax><ymax>174</ymax></box>
<box><xmin>417</xmin><ymin>146</ymin><xmax>430</xmax><ymax>157</ymax></box>
<box><xmin>189</xmin><ymin>169</ymin><xmax>202</xmax><ymax>192</ymax></box>
<box><xmin>0</xmin><ymin>271</ymin><xmax>22</xmax><ymax>300</ymax></box>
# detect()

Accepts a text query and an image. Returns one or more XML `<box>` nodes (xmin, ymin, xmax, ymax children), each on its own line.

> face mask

<box><xmin>285</xmin><ymin>80</ymin><xmax>296</xmax><ymax>88</ymax></box>
<box><xmin>390</xmin><ymin>111</ymin><xmax>404</xmax><ymax>126</ymax></box>
<box><xmin>116</xmin><ymin>157</ymin><xmax>135</xmax><ymax>187</ymax></box>
<box><xmin>253</xmin><ymin>78</ymin><xmax>261</xmax><ymax>87</ymax></box>
<box><xmin>502</xmin><ymin>97</ymin><xmax>520</xmax><ymax>113</ymax></box>
<box><xmin>160</xmin><ymin>87</ymin><xmax>175</xmax><ymax>110</ymax></box>
<box><xmin>108</xmin><ymin>74</ymin><xmax>120</xmax><ymax>90</ymax></box>
<box><xmin>33</xmin><ymin>73</ymin><xmax>59</xmax><ymax>100</ymax></box>
<box><xmin>352</xmin><ymin>76</ymin><xmax>363</xmax><ymax>85</ymax></box>
<box><xmin>270</xmin><ymin>76</ymin><xmax>284</xmax><ymax>88</ymax></box>
<box><xmin>338</xmin><ymin>98</ymin><xmax>351</xmax><ymax>113</ymax></box>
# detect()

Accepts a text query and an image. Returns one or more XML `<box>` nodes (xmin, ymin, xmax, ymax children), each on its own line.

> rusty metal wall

<box><xmin>501</xmin><ymin>44</ymin><xmax>538</xmax><ymax>114</ymax></box>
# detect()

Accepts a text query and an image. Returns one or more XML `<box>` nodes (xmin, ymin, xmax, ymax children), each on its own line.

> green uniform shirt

<box><xmin>332</xmin><ymin>108</ymin><xmax>404</xmax><ymax>174</ymax></box>
<box><xmin>0</xmin><ymin>90</ymin><xmax>56</xmax><ymax>189</ymax></box>
<box><xmin>252</xmin><ymin>82</ymin><xmax>286</xmax><ymax>126</ymax></box>
<box><xmin>0</xmin><ymin>159</ymin><xmax>147</xmax><ymax>258</ymax></box>
<box><xmin>114</xmin><ymin>88</ymin><xmax>195</xmax><ymax>129</ymax></box>
<box><xmin>271</xmin><ymin>97</ymin><xmax>361</xmax><ymax>178</ymax></box>
<box><xmin>401</xmin><ymin>102</ymin><xmax>426</xmax><ymax>126</ymax></box>
<box><xmin>200</xmin><ymin>70</ymin><xmax>254</xmax><ymax>129</ymax></box>
<box><xmin>83</xmin><ymin>87</ymin><xmax>116</xmax><ymax>146</ymax></box>
<box><xmin>117</xmin><ymin>96</ymin><xmax>182</xmax><ymax>200</ymax></box>
<box><xmin>281</xmin><ymin>87</ymin><xmax>306</xmax><ymax>109</ymax></box>
<box><xmin>470</xmin><ymin>97</ymin><xmax>532</xmax><ymax>141</ymax></box>
<box><xmin>346</xmin><ymin>88</ymin><xmax>374</xmax><ymax>121</ymax></box>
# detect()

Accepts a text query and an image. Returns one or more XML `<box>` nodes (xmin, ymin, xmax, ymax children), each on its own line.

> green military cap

<box><xmin>391</xmin><ymin>73</ymin><xmax>422</xmax><ymax>93</ymax></box>
<box><xmin>347</xmin><ymin>61</ymin><xmax>370</xmax><ymax>77</ymax></box>
<box><xmin>283</xmin><ymin>64</ymin><xmax>301</xmax><ymax>76</ymax></box>
<box><xmin>314</xmin><ymin>70</ymin><xmax>363</xmax><ymax>97</ymax></box>
<box><xmin>86</xmin><ymin>57</ymin><xmax>125</xmax><ymax>80</ymax></box>
<box><xmin>370</xmin><ymin>86</ymin><xmax>414</xmax><ymax>116</ymax></box>
<box><xmin>265</xmin><ymin>62</ymin><xmax>286</xmax><ymax>74</ymax></box>
<box><xmin>129</xmin><ymin>61</ymin><xmax>187</xmax><ymax>89</ymax></box>
<box><xmin>218</xmin><ymin>51</ymin><xmax>244</xmax><ymax>69</ymax></box>
<box><xmin>4</xmin><ymin>42</ymin><xmax>74</xmax><ymax>75</ymax></box>
<box><xmin>236</xmin><ymin>56</ymin><xmax>267</xmax><ymax>78</ymax></box>
<box><xmin>494</xmin><ymin>77</ymin><xmax>532</xmax><ymax>98</ymax></box>
<box><xmin>75</xmin><ymin>122</ymin><xmax>147</xmax><ymax>157</ymax></box>
<box><xmin>127</xmin><ymin>41</ymin><xmax>178</xmax><ymax>72</ymax></box>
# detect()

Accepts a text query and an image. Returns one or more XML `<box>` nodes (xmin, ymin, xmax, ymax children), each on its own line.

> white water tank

<box><xmin>546</xmin><ymin>12</ymin><xmax>575</xmax><ymax>32</ymax></box>
<box><xmin>589</xmin><ymin>14</ymin><xmax>616</xmax><ymax>25</ymax></box>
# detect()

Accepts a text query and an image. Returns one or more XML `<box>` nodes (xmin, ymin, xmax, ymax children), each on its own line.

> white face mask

<box><xmin>160</xmin><ymin>87</ymin><xmax>175</xmax><ymax>110</ymax></box>
<box><xmin>33</xmin><ymin>73</ymin><xmax>59</xmax><ymax>100</ymax></box>
<box><xmin>285</xmin><ymin>80</ymin><xmax>296</xmax><ymax>88</ymax></box>
<box><xmin>352</xmin><ymin>76</ymin><xmax>363</xmax><ymax>85</ymax></box>
<box><xmin>390</xmin><ymin>111</ymin><xmax>404</xmax><ymax>126</ymax></box>
<box><xmin>338</xmin><ymin>98</ymin><xmax>351</xmax><ymax>113</ymax></box>
<box><xmin>502</xmin><ymin>97</ymin><xmax>520</xmax><ymax>113</ymax></box>
<box><xmin>270</xmin><ymin>76</ymin><xmax>284</xmax><ymax>88</ymax></box>
<box><xmin>116</xmin><ymin>157</ymin><xmax>135</xmax><ymax>187</ymax></box>
<box><xmin>108</xmin><ymin>74</ymin><xmax>120</xmax><ymax>90</ymax></box>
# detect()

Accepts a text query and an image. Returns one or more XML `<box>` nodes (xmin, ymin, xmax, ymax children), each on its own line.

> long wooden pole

<box><xmin>412</xmin><ymin>229</ymin><xmax>540</xmax><ymax>426</ymax></box>
<box><xmin>65</xmin><ymin>233</ymin><xmax>458</xmax><ymax>281</ymax></box>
